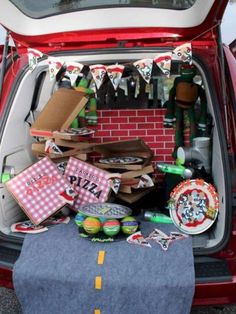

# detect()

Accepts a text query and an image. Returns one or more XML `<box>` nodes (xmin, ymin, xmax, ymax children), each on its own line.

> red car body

<box><xmin>1</xmin><ymin>0</ymin><xmax>236</xmax><ymax>308</ymax></box>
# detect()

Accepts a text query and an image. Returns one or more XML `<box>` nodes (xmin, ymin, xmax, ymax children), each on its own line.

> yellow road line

<box><xmin>95</xmin><ymin>276</ymin><xmax>102</xmax><ymax>290</ymax></box>
<box><xmin>97</xmin><ymin>250</ymin><xmax>106</xmax><ymax>265</ymax></box>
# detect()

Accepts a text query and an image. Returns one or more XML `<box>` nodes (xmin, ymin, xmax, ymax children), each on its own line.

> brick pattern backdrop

<box><xmin>93</xmin><ymin>108</ymin><xmax>175</xmax><ymax>164</ymax></box>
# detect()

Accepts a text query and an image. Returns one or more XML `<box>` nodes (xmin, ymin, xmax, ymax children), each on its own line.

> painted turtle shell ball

<box><xmin>75</xmin><ymin>212</ymin><xmax>86</xmax><ymax>227</ymax></box>
<box><xmin>99</xmin><ymin>217</ymin><xmax>107</xmax><ymax>226</ymax></box>
<box><xmin>83</xmin><ymin>217</ymin><xmax>101</xmax><ymax>234</ymax></box>
<box><xmin>121</xmin><ymin>216</ymin><xmax>138</xmax><ymax>235</ymax></box>
<box><xmin>103</xmin><ymin>219</ymin><xmax>120</xmax><ymax>236</ymax></box>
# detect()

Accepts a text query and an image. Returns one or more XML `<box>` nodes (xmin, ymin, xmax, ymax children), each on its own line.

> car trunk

<box><xmin>0</xmin><ymin>45</ymin><xmax>231</xmax><ymax>257</ymax></box>
<box><xmin>0</xmin><ymin>1</ymin><xmax>233</xmax><ymax>279</ymax></box>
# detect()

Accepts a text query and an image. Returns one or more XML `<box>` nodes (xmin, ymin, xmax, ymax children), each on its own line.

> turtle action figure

<box><xmin>163</xmin><ymin>63</ymin><xmax>207</xmax><ymax>157</ymax></box>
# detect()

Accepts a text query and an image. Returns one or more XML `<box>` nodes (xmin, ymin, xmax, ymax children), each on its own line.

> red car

<box><xmin>0</xmin><ymin>0</ymin><xmax>236</xmax><ymax>308</ymax></box>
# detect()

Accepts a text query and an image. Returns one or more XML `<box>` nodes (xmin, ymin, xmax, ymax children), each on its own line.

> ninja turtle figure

<box><xmin>163</xmin><ymin>63</ymin><xmax>207</xmax><ymax>157</ymax></box>
<box><xmin>56</xmin><ymin>67</ymin><xmax>97</xmax><ymax>128</ymax></box>
<box><xmin>75</xmin><ymin>77</ymin><xmax>97</xmax><ymax>127</ymax></box>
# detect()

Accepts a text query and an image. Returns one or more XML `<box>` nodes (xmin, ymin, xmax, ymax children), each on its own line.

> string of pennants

<box><xmin>28</xmin><ymin>42</ymin><xmax>192</xmax><ymax>90</ymax></box>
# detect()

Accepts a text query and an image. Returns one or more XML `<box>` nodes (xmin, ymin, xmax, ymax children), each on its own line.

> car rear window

<box><xmin>10</xmin><ymin>0</ymin><xmax>197</xmax><ymax>19</ymax></box>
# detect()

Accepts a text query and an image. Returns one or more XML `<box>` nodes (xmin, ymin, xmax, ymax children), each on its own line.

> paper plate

<box><xmin>168</xmin><ymin>179</ymin><xmax>219</xmax><ymax>235</ymax></box>
<box><xmin>78</xmin><ymin>202</ymin><xmax>132</xmax><ymax>219</ymax></box>
<box><xmin>98</xmin><ymin>156</ymin><xmax>143</xmax><ymax>165</ymax></box>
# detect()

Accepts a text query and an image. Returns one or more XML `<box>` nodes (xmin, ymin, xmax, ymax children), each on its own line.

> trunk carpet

<box><xmin>13</xmin><ymin>219</ymin><xmax>195</xmax><ymax>314</ymax></box>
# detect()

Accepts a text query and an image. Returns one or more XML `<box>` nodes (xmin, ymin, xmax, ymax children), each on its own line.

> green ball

<box><xmin>83</xmin><ymin>217</ymin><xmax>101</xmax><ymax>234</ymax></box>
<box><xmin>75</xmin><ymin>212</ymin><xmax>86</xmax><ymax>227</ymax></box>
<box><xmin>121</xmin><ymin>216</ymin><xmax>138</xmax><ymax>235</ymax></box>
<box><xmin>103</xmin><ymin>219</ymin><xmax>120</xmax><ymax>236</ymax></box>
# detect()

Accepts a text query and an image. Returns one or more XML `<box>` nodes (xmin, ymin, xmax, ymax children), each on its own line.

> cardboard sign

<box><xmin>5</xmin><ymin>157</ymin><xmax>73</xmax><ymax>225</ymax></box>
<box><xmin>64</xmin><ymin>157</ymin><xmax>112</xmax><ymax>211</ymax></box>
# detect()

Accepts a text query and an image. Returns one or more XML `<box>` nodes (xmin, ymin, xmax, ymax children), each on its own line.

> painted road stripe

<box><xmin>97</xmin><ymin>250</ymin><xmax>106</xmax><ymax>265</ymax></box>
<box><xmin>95</xmin><ymin>276</ymin><xmax>102</xmax><ymax>290</ymax></box>
<box><xmin>94</xmin><ymin>309</ymin><xmax>101</xmax><ymax>314</ymax></box>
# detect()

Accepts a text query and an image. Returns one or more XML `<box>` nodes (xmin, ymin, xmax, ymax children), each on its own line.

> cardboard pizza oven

<box><xmin>93</xmin><ymin>138</ymin><xmax>153</xmax><ymax>171</ymax></box>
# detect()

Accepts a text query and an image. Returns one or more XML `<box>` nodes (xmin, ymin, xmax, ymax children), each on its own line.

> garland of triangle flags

<box><xmin>27</xmin><ymin>43</ymin><xmax>192</xmax><ymax>90</ymax></box>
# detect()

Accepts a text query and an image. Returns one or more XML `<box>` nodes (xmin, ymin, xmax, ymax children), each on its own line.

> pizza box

<box><xmin>54</xmin><ymin>138</ymin><xmax>96</xmax><ymax>151</ymax></box>
<box><xmin>119</xmin><ymin>165</ymin><xmax>154</xmax><ymax>179</ymax></box>
<box><xmin>93</xmin><ymin>138</ymin><xmax>153</xmax><ymax>171</ymax></box>
<box><xmin>64</xmin><ymin>157</ymin><xmax>116</xmax><ymax>211</ymax></box>
<box><xmin>5</xmin><ymin>157</ymin><xmax>75</xmax><ymax>225</ymax></box>
<box><xmin>119</xmin><ymin>174</ymin><xmax>154</xmax><ymax>194</ymax></box>
<box><xmin>116</xmin><ymin>186</ymin><xmax>156</xmax><ymax>204</ymax></box>
<box><xmin>30</xmin><ymin>88</ymin><xmax>88</xmax><ymax>138</ymax></box>
<box><xmin>52</xmin><ymin>128</ymin><xmax>95</xmax><ymax>141</ymax></box>
<box><xmin>31</xmin><ymin>142</ymin><xmax>87</xmax><ymax>160</ymax></box>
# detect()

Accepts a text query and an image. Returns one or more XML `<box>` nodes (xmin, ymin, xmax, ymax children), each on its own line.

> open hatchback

<box><xmin>1</xmin><ymin>0</ymin><xmax>236</xmax><ymax>308</ymax></box>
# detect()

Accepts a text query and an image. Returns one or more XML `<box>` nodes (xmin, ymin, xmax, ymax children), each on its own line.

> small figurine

<box><xmin>55</xmin><ymin>67</ymin><xmax>97</xmax><ymax>128</ymax></box>
<box><xmin>163</xmin><ymin>63</ymin><xmax>207</xmax><ymax>157</ymax></box>
<box><xmin>75</xmin><ymin>76</ymin><xmax>97</xmax><ymax>127</ymax></box>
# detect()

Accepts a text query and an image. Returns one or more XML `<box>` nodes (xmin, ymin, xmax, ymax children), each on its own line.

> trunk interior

<box><xmin>0</xmin><ymin>49</ymin><xmax>229</xmax><ymax>256</ymax></box>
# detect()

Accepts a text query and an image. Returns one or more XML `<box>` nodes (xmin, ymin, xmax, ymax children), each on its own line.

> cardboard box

<box><xmin>54</xmin><ymin>138</ymin><xmax>96</xmax><ymax>151</ymax></box>
<box><xmin>52</xmin><ymin>129</ymin><xmax>95</xmax><ymax>141</ymax></box>
<box><xmin>64</xmin><ymin>157</ymin><xmax>114</xmax><ymax>211</ymax></box>
<box><xmin>93</xmin><ymin>138</ymin><xmax>153</xmax><ymax>171</ymax></box>
<box><xmin>116</xmin><ymin>187</ymin><xmax>156</xmax><ymax>203</ymax></box>
<box><xmin>119</xmin><ymin>173</ymin><xmax>154</xmax><ymax>194</ymax></box>
<box><xmin>31</xmin><ymin>142</ymin><xmax>87</xmax><ymax>160</ymax></box>
<box><xmin>120</xmin><ymin>165</ymin><xmax>154</xmax><ymax>179</ymax></box>
<box><xmin>30</xmin><ymin>88</ymin><xmax>88</xmax><ymax>137</ymax></box>
<box><xmin>5</xmin><ymin>157</ymin><xmax>73</xmax><ymax>225</ymax></box>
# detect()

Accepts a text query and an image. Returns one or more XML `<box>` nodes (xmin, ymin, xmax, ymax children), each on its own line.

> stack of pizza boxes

<box><xmin>30</xmin><ymin>88</ymin><xmax>96</xmax><ymax>163</ymax></box>
<box><xmin>4</xmin><ymin>88</ymin><xmax>113</xmax><ymax>227</ymax></box>
<box><xmin>92</xmin><ymin>138</ymin><xmax>155</xmax><ymax>203</ymax></box>
<box><xmin>5</xmin><ymin>89</ymin><xmax>156</xmax><ymax>227</ymax></box>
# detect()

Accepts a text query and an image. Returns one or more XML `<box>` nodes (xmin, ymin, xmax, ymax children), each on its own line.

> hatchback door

<box><xmin>0</xmin><ymin>0</ymin><xmax>229</xmax><ymax>53</ymax></box>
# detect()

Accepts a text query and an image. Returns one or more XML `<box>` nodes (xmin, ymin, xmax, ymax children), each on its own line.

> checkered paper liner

<box><xmin>6</xmin><ymin>157</ymin><xmax>71</xmax><ymax>225</ymax></box>
<box><xmin>78</xmin><ymin>202</ymin><xmax>132</xmax><ymax>218</ymax></box>
<box><xmin>64</xmin><ymin>157</ymin><xmax>112</xmax><ymax>211</ymax></box>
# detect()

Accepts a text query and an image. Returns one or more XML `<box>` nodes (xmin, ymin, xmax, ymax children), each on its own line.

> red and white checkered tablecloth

<box><xmin>6</xmin><ymin>157</ymin><xmax>71</xmax><ymax>225</ymax></box>
<box><xmin>64</xmin><ymin>157</ymin><xmax>111</xmax><ymax>211</ymax></box>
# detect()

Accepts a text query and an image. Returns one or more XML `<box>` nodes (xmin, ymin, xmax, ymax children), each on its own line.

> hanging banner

<box><xmin>65</xmin><ymin>61</ymin><xmax>84</xmax><ymax>86</ymax></box>
<box><xmin>154</xmin><ymin>52</ymin><xmax>172</xmax><ymax>77</ymax></box>
<box><xmin>173</xmin><ymin>43</ymin><xmax>192</xmax><ymax>64</ymax></box>
<box><xmin>27</xmin><ymin>48</ymin><xmax>43</xmax><ymax>72</ymax></box>
<box><xmin>89</xmin><ymin>64</ymin><xmax>107</xmax><ymax>89</ymax></box>
<box><xmin>48</xmin><ymin>57</ymin><xmax>64</xmax><ymax>81</ymax></box>
<box><xmin>106</xmin><ymin>64</ymin><xmax>125</xmax><ymax>90</ymax></box>
<box><xmin>133</xmin><ymin>58</ymin><xmax>153</xmax><ymax>83</ymax></box>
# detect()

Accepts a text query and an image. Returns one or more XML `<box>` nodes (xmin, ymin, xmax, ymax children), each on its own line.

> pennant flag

<box><xmin>48</xmin><ymin>57</ymin><xmax>64</xmax><ymax>81</ymax></box>
<box><xmin>173</xmin><ymin>43</ymin><xmax>192</xmax><ymax>64</ymax></box>
<box><xmin>109</xmin><ymin>177</ymin><xmax>121</xmax><ymax>194</ymax></box>
<box><xmin>27</xmin><ymin>48</ymin><xmax>43</xmax><ymax>72</ymax></box>
<box><xmin>154</xmin><ymin>52</ymin><xmax>172</xmax><ymax>77</ymax></box>
<box><xmin>89</xmin><ymin>64</ymin><xmax>107</xmax><ymax>89</ymax></box>
<box><xmin>106</xmin><ymin>64</ymin><xmax>124</xmax><ymax>90</ymax></box>
<box><xmin>133</xmin><ymin>58</ymin><xmax>153</xmax><ymax>83</ymax></box>
<box><xmin>65</xmin><ymin>62</ymin><xmax>84</xmax><ymax>86</ymax></box>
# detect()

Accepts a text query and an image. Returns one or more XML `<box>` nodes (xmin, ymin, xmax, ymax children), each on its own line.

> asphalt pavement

<box><xmin>1</xmin><ymin>287</ymin><xmax>236</xmax><ymax>314</ymax></box>
<box><xmin>0</xmin><ymin>288</ymin><xmax>21</xmax><ymax>314</ymax></box>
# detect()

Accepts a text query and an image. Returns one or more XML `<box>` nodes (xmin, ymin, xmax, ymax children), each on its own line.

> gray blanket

<box><xmin>13</xmin><ymin>219</ymin><xmax>195</xmax><ymax>314</ymax></box>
